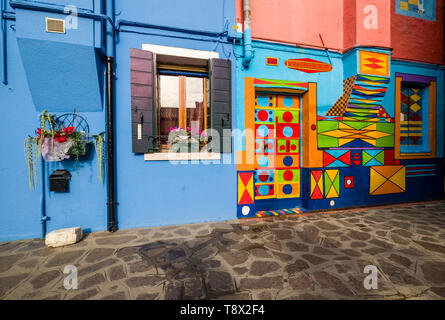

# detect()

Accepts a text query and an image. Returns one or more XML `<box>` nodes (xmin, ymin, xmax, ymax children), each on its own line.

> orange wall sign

<box><xmin>285</xmin><ymin>58</ymin><xmax>332</xmax><ymax>73</ymax></box>
<box><xmin>266</xmin><ymin>57</ymin><xmax>279</xmax><ymax>66</ymax></box>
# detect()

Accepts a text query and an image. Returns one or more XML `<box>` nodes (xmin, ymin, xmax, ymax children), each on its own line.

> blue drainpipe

<box><xmin>105</xmin><ymin>0</ymin><xmax>115</xmax><ymax>58</ymax></box>
<box><xmin>105</xmin><ymin>0</ymin><xmax>117</xmax><ymax>232</ymax></box>
<box><xmin>1</xmin><ymin>0</ymin><xmax>8</xmax><ymax>85</ymax></box>
<box><xmin>242</xmin><ymin>0</ymin><xmax>254</xmax><ymax>69</ymax></box>
<box><xmin>40</xmin><ymin>158</ymin><xmax>49</xmax><ymax>239</ymax></box>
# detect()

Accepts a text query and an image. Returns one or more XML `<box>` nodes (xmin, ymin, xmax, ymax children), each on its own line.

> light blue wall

<box><xmin>0</xmin><ymin>0</ymin><xmax>237</xmax><ymax>241</ymax></box>
<box><xmin>235</xmin><ymin>41</ymin><xmax>445</xmax><ymax>213</ymax></box>
<box><xmin>0</xmin><ymin>32</ymin><xmax>107</xmax><ymax>241</ymax></box>
<box><xmin>234</xmin><ymin>40</ymin><xmax>344</xmax><ymax>147</ymax></box>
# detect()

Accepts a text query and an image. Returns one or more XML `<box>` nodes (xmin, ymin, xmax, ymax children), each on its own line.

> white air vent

<box><xmin>45</xmin><ymin>18</ymin><xmax>66</xmax><ymax>34</ymax></box>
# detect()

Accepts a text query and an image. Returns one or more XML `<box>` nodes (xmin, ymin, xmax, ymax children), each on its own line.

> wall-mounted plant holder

<box><xmin>55</xmin><ymin>113</ymin><xmax>92</xmax><ymax>161</ymax></box>
<box><xmin>25</xmin><ymin>110</ymin><xmax>105</xmax><ymax>192</ymax></box>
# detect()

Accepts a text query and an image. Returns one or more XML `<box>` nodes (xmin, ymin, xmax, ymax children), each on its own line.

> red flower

<box><xmin>36</xmin><ymin>128</ymin><xmax>42</xmax><ymax>139</ymax></box>
<box><xmin>63</xmin><ymin>126</ymin><xmax>75</xmax><ymax>135</ymax></box>
<box><xmin>54</xmin><ymin>132</ymin><xmax>67</xmax><ymax>143</ymax></box>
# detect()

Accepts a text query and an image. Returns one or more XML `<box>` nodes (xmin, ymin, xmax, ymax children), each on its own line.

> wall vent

<box><xmin>45</xmin><ymin>18</ymin><xmax>66</xmax><ymax>34</ymax></box>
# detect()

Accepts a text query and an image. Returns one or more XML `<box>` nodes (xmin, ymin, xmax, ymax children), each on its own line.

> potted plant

<box><xmin>167</xmin><ymin>127</ymin><xmax>207</xmax><ymax>153</ymax></box>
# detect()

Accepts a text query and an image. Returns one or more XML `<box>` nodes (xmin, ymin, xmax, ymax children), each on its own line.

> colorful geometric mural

<box><xmin>394</xmin><ymin>74</ymin><xmax>436</xmax><ymax>159</ymax></box>
<box><xmin>344</xmin><ymin>176</ymin><xmax>354</xmax><ymax>189</ymax></box>
<box><xmin>253</xmin><ymin>78</ymin><xmax>308</xmax><ymax>92</ymax></box>
<box><xmin>405</xmin><ymin>164</ymin><xmax>436</xmax><ymax>178</ymax></box>
<box><xmin>324</xmin><ymin>170</ymin><xmax>340</xmax><ymax>198</ymax></box>
<box><xmin>359</xmin><ymin>51</ymin><xmax>390</xmax><ymax>77</ymax></box>
<box><xmin>352</xmin><ymin>151</ymin><xmax>362</xmax><ymax>166</ymax></box>
<box><xmin>238</xmin><ymin>172</ymin><xmax>254</xmax><ymax>205</ymax></box>
<box><xmin>323</xmin><ymin>150</ymin><xmax>351</xmax><ymax>167</ymax></box>
<box><xmin>326</xmin><ymin>75</ymin><xmax>357</xmax><ymax>117</ymax></box>
<box><xmin>312</xmin><ymin>50</ymin><xmax>412</xmax><ymax>202</ymax></box>
<box><xmin>400</xmin><ymin>86</ymin><xmax>424</xmax><ymax>146</ymax></box>
<box><xmin>284</xmin><ymin>58</ymin><xmax>332</xmax><ymax>73</ymax></box>
<box><xmin>320</xmin><ymin>52</ymin><xmax>394</xmax><ymax>150</ymax></box>
<box><xmin>369</xmin><ymin>165</ymin><xmax>406</xmax><ymax>195</ymax></box>
<box><xmin>317</xmin><ymin>120</ymin><xmax>394</xmax><ymax>148</ymax></box>
<box><xmin>237</xmin><ymin>44</ymin><xmax>442</xmax><ymax>217</ymax></box>
<box><xmin>310</xmin><ymin>170</ymin><xmax>324</xmax><ymax>200</ymax></box>
<box><xmin>362</xmin><ymin>150</ymin><xmax>385</xmax><ymax>166</ymax></box>
<box><xmin>256</xmin><ymin>208</ymin><xmax>304</xmax><ymax>218</ymax></box>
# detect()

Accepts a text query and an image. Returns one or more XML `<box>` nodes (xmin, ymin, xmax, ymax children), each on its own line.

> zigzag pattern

<box><xmin>326</xmin><ymin>75</ymin><xmax>357</xmax><ymax>116</ymax></box>
<box><xmin>255</xmin><ymin>208</ymin><xmax>304</xmax><ymax>217</ymax></box>
<box><xmin>319</xmin><ymin>72</ymin><xmax>394</xmax><ymax>149</ymax></box>
<box><xmin>326</xmin><ymin>74</ymin><xmax>391</xmax><ymax>119</ymax></box>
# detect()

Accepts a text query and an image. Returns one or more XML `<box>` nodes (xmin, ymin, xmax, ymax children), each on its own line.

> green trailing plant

<box><xmin>93</xmin><ymin>132</ymin><xmax>105</xmax><ymax>183</ymax></box>
<box><xmin>38</xmin><ymin>110</ymin><xmax>57</xmax><ymax>156</ymax></box>
<box><xmin>24</xmin><ymin>136</ymin><xmax>39</xmax><ymax>191</ymax></box>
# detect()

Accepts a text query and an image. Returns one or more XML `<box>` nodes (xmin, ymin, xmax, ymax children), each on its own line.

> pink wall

<box><xmin>391</xmin><ymin>0</ymin><xmax>444</xmax><ymax>65</ymax></box>
<box><xmin>236</xmin><ymin>0</ymin><xmax>344</xmax><ymax>51</ymax></box>
<box><xmin>343</xmin><ymin>0</ymin><xmax>357</xmax><ymax>49</ymax></box>
<box><xmin>236</xmin><ymin>0</ymin><xmax>444</xmax><ymax>64</ymax></box>
<box><xmin>354</xmin><ymin>0</ymin><xmax>391</xmax><ymax>49</ymax></box>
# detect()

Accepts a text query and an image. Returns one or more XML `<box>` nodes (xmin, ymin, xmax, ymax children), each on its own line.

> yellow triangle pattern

<box><xmin>237</xmin><ymin>174</ymin><xmax>254</xmax><ymax>204</ymax></box>
<box><xmin>370</xmin><ymin>166</ymin><xmax>406</xmax><ymax>195</ymax></box>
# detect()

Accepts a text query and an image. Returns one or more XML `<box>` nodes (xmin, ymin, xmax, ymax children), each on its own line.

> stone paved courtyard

<box><xmin>1</xmin><ymin>200</ymin><xmax>445</xmax><ymax>300</ymax></box>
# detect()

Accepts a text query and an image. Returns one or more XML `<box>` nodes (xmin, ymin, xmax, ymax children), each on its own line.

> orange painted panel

<box><xmin>302</xmin><ymin>83</ymin><xmax>323</xmax><ymax>168</ymax></box>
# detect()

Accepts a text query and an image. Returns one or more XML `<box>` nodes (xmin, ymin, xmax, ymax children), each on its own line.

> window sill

<box><xmin>144</xmin><ymin>152</ymin><xmax>221</xmax><ymax>161</ymax></box>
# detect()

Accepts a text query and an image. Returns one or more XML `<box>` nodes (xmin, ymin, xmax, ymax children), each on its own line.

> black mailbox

<box><xmin>49</xmin><ymin>170</ymin><xmax>72</xmax><ymax>192</ymax></box>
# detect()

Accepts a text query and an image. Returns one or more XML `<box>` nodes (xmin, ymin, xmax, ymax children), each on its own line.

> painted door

<box><xmin>253</xmin><ymin>93</ymin><xmax>301</xmax><ymax>209</ymax></box>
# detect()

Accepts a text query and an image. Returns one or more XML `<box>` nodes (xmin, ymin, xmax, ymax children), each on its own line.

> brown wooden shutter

<box><xmin>209</xmin><ymin>58</ymin><xmax>232</xmax><ymax>153</ymax></box>
<box><xmin>130</xmin><ymin>49</ymin><xmax>158</xmax><ymax>153</ymax></box>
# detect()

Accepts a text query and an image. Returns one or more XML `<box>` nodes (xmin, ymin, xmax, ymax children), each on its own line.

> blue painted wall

<box><xmin>0</xmin><ymin>0</ymin><xmax>237</xmax><ymax>241</ymax></box>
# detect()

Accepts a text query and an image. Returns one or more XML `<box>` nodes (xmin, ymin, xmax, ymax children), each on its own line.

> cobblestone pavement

<box><xmin>1</xmin><ymin>200</ymin><xmax>445</xmax><ymax>300</ymax></box>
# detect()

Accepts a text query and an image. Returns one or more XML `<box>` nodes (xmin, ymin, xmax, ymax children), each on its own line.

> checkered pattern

<box><xmin>326</xmin><ymin>75</ymin><xmax>357</xmax><ymax>116</ymax></box>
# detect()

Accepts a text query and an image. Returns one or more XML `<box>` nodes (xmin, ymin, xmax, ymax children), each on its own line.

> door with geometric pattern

<box><xmin>253</xmin><ymin>93</ymin><xmax>302</xmax><ymax>209</ymax></box>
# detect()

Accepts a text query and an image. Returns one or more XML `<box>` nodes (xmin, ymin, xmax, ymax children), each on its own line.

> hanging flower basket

<box><xmin>67</xmin><ymin>139</ymin><xmax>93</xmax><ymax>159</ymax></box>
<box><xmin>24</xmin><ymin>110</ymin><xmax>106</xmax><ymax>191</ymax></box>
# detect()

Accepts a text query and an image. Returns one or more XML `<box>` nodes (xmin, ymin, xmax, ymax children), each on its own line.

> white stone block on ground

<box><xmin>45</xmin><ymin>227</ymin><xmax>83</xmax><ymax>248</ymax></box>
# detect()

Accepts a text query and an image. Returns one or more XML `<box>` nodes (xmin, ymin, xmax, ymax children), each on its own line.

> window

<box><xmin>400</xmin><ymin>85</ymin><xmax>428</xmax><ymax>153</ymax></box>
<box><xmin>129</xmin><ymin>48</ymin><xmax>232</xmax><ymax>155</ymax></box>
<box><xmin>395</xmin><ymin>73</ymin><xmax>436</xmax><ymax>159</ymax></box>
<box><xmin>158</xmin><ymin>73</ymin><xmax>208</xmax><ymax>148</ymax></box>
